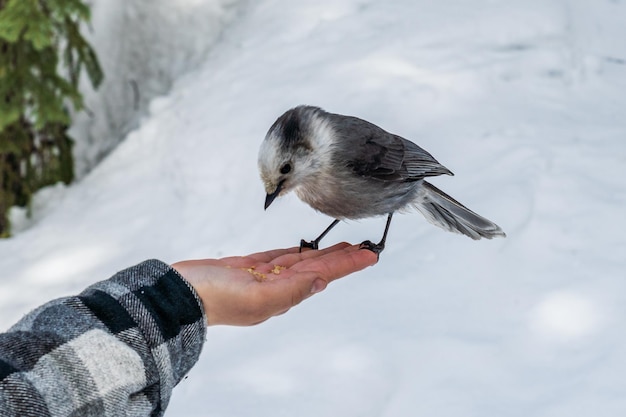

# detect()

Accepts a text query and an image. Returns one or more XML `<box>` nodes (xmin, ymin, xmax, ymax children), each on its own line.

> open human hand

<box><xmin>172</xmin><ymin>242</ymin><xmax>378</xmax><ymax>326</ymax></box>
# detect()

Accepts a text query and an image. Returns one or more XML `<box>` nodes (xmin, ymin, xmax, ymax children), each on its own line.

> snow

<box><xmin>2</xmin><ymin>0</ymin><xmax>626</xmax><ymax>416</ymax></box>
<box><xmin>69</xmin><ymin>0</ymin><xmax>240</xmax><ymax>176</ymax></box>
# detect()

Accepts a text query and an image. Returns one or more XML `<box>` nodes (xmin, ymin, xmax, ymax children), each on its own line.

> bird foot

<box><xmin>359</xmin><ymin>240</ymin><xmax>385</xmax><ymax>258</ymax></box>
<box><xmin>299</xmin><ymin>239</ymin><xmax>319</xmax><ymax>252</ymax></box>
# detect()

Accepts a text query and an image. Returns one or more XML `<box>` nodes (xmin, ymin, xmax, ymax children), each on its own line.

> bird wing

<box><xmin>333</xmin><ymin>115</ymin><xmax>453</xmax><ymax>182</ymax></box>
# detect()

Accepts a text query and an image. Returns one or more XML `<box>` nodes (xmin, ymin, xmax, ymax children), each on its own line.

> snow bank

<box><xmin>70</xmin><ymin>0</ymin><xmax>241</xmax><ymax>176</ymax></box>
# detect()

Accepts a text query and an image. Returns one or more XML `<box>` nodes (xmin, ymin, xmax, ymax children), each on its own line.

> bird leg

<box><xmin>360</xmin><ymin>213</ymin><xmax>394</xmax><ymax>256</ymax></box>
<box><xmin>300</xmin><ymin>219</ymin><xmax>340</xmax><ymax>252</ymax></box>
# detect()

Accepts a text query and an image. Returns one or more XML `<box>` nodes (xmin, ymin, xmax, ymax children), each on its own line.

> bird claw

<box><xmin>299</xmin><ymin>239</ymin><xmax>319</xmax><ymax>252</ymax></box>
<box><xmin>359</xmin><ymin>240</ymin><xmax>385</xmax><ymax>258</ymax></box>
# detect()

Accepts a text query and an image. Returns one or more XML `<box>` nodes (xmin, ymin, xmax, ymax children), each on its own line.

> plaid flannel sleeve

<box><xmin>0</xmin><ymin>259</ymin><xmax>207</xmax><ymax>417</ymax></box>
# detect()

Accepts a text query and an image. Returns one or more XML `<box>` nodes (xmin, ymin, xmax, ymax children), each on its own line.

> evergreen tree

<box><xmin>0</xmin><ymin>0</ymin><xmax>102</xmax><ymax>237</ymax></box>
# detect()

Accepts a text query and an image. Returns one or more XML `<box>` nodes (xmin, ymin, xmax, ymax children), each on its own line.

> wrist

<box><xmin>171</xmin><ymin>262</ymin><xmax>209</xmax><ymax>326</ymax></box>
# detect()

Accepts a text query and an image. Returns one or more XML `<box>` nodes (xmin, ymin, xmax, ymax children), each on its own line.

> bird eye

<box><xmin>280</xmin><ymin>163</ymin><xmax>292</xmax><ymax>174</ymax></box>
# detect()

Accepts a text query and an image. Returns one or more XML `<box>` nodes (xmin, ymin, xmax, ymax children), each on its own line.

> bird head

<box><xmin>258</xmin><ymin>106</ymin><xmax>332</xmax><ymax>209</ymax></box>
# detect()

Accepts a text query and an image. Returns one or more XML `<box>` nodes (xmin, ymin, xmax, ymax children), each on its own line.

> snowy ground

<box><xmin>2</xmin><ymin>0</ymin><xmax>626</xmax><ymax>416</ymax></box>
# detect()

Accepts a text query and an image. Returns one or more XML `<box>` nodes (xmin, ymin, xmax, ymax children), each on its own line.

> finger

<box><xmin>249</xmin><ymin>241</ymin><xmax>350</xmax><ymax>265</ymax></box>
<box><xmin>291</xmin><ymin>244</ymin><xmax>378</xmax><ymax>283</ymax></box>
<box><xmin>199</xmin><ymin>242</ymin><xmax>359</xmax><ymax>272</ymax></box>
<box><xmin>256</xmin><ymin>242</ymin><xmax>352</xmax><ymax>272</ymax></box>
<box><xmin>245</xmin><ymin>247</ymin><xmax>302</xmax><ymax>263</ymax></box>
<box><xmin>216</xmin><ymin>245</ymin><xmax>339</xmax><ymax>271</ymax></box>
<box><xmin>211</xmin><ymin>246</ymin><xmax>303</xmax><ymax>268</ymax></box>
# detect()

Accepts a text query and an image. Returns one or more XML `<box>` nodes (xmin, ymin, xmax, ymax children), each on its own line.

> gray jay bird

<box><xmin>258</xmin><ymin>105</ymin><xmax>505</xmax><ymax>254</ymax></box>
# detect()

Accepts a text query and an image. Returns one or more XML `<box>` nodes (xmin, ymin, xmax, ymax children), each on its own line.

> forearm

<box><xmin>0</xmin><ymin>259</ymin><xmax>206</xmax><ymax>417</ymax></box>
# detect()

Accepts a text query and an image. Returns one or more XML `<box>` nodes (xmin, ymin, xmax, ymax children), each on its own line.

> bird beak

<box><xmin>264</xmin><ymin>180</ymin><xmax>285</xmax><ymax>210</ymax></box>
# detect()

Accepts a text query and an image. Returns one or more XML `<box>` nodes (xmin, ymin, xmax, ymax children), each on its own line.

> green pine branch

<box><xmin>0</xmin><ymin>0</ymin><xmax>103</xmax><ymax>237</ymax></box>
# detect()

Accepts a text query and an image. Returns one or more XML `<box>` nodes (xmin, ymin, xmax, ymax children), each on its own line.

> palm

<box><xmin>173</xmin><ymin>243</ymin><xmax>377</xmax><ymax>326</ymax></box>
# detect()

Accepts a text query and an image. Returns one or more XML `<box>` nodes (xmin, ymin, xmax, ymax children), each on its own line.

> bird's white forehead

<box><xmin>258</xmin><ymin>136</ymin><xmax>280</xmax><ymax>170</ymax></box>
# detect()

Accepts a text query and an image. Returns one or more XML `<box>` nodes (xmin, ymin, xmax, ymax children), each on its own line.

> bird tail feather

<box><xmin>412</xmin><ymin>181</ymin><xmax>506</xmax><ymax>240</ymax></box>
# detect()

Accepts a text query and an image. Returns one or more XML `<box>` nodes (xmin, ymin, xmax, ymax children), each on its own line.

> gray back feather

<box><xmin>327</xmin><ymin>113</ymin><xmax>453</xmax><ymax>182</ymax></box>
